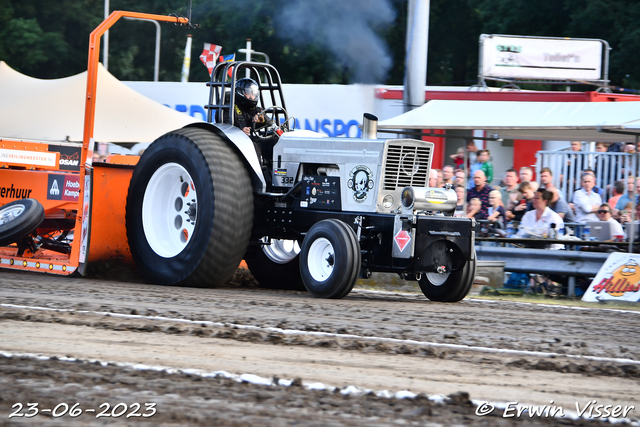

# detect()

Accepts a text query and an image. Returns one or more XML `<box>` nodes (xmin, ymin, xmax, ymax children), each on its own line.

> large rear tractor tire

<box><xmin>418</xmin><ymin>248</ymin><xmax>476</xmax><ymax>302</ymax></box>
<box><xmin>299</xmin><ymin>219</ymin><xmax>360</xmax><ymax>299</ymax></box>
<box><xmin>0</xmin><ymin>199</ymin><xmax>45</xmax><ymax>246</ymax></box>
<box><xmin>126</xmin><ymin>127</ymin><xmax>253</xmax><ymax>286</ymax></box>
<box><xmin>246</xmin><ymin>239</ymin><xmax>306</xmax><ymax>291</ymax></box>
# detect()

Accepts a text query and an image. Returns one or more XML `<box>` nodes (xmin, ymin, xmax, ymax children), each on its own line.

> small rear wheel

<box><xmin>419</xmin><ymin>248</ymin><xmax>476</xmax><ymax>302</ymax></box>
<box><xmin>0</xmin><ymin>199</ymin><xmax>45</xmax><ymax>246</ymax></box>
<box><xmin>300</xmin><ymin>219</ymin><xmax>360</xmax><ymax>299</ymax></box>
<box><xmin>246</xmin><ymin>239</ymin><xmax>306</xmax><ymax>291</ymax></box>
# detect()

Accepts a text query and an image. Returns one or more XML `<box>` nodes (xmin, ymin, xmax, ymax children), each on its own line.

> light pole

<box><xmin>103</xmin><ymin>0</ymin><xmax>109</xmax><ymax>70</ymax></box>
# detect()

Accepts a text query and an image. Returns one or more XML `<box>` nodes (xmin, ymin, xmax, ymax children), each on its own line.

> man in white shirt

<box><xmin>572</xmin><ymin>172</ymin><xmax>602</xmax><ymax>222</ymax></box>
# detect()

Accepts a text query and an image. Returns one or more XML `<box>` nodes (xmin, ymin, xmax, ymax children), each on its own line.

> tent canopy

<box><xmin>0</xmin><ymin>61</ymin><xmax>197</xmax><ymax>144</ymax></box>
<box><xmin>378</xmin><ymin>99</ymin><xmax>640</xmax><ymax>143</ymax></box>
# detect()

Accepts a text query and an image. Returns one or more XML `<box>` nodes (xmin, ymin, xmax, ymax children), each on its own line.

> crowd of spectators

<box><xmin>431</xmin><ymin>140</ymin><xmax>640</xmax><ymax>243</ymax></box>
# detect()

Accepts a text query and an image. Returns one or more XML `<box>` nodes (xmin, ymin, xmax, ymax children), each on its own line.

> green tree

<box><xmin>2</xmin><ymin>0</ymin><xmax>640</xmax><ymax>91</ymax></box>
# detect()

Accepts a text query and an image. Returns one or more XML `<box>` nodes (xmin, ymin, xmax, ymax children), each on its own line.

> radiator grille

<box><xmin>383</xmin><ymin>144</ymin><xmax>431</xmax><ymax>190</ymax></box>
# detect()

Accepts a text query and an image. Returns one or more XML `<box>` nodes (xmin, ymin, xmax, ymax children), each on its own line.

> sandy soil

<box><xmin>0</xmin><ymin>268</ymin><xmax>639</xmax><ymax>426</ymax></box>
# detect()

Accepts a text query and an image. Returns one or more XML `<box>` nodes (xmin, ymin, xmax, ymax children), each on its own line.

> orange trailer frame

<box><xmin>0</xmin><ymin>12</ymin><xmax>189</xmax><ymax>275</ymax></box>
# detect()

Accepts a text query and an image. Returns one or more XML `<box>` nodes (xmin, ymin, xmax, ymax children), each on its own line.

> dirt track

<box><xmin>1</xmin><ymin>268</ymin><xmax>639</xmax><ymax>426</ymax></box>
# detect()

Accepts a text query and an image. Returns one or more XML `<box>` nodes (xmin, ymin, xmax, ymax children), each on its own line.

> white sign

<box><xmin>0</xmin><ymin>148</ymin><xmax>57</xmax><ymax>167</ymax></box>
<box><xmin>582</xmin><ymin>252</ymin><xmax>640</xmax><ymax>303</ymax></box>
<box><xmin>481</xmin><ymin>34</ymin><xmax>605</xmax><ymax>81</ymax></box>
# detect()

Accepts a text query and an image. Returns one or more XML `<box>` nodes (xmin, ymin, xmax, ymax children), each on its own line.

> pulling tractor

<box><xmin>0</xmin><ymin>11</ymin><xmax>477</xmax><ymax>301</ymax></box>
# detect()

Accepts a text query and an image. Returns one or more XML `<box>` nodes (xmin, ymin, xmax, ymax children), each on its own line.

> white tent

<box><xmin>378</xmin><ymin>99</ymin><xmax>640</xmax><ymax>143</ymax></box>
<box><xmin>0</xmin><ymin>61</ymin><xmax>197</xmax><ymax>143</ymax></box>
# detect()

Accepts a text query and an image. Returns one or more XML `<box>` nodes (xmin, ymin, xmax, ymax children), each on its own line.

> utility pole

<box><xmin>403</xmin><ymin>0</ymin><xmax>430</xmax><ymax>112</ymax></box>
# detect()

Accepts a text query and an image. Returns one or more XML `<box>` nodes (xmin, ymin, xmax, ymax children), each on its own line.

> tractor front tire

<box><xmin>126</xmin><ymin>127</ymin><xmax>253</xmax><ymax>286</ymax></box>
<box><xmin>299</xmin><ymin>219</ymin><xmax>360</xmax><ymax>299</ymax></box>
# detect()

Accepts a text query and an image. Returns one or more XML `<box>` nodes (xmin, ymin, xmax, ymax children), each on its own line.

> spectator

<box><xmin>608</xmin><ymin>180</ymin><xmax>625</xmax><ymax>212</ymax></box>
<box><xmin>613</xmin><ymin>176</ymin><xmax>639</xmax><ymax>218</ymax></box>
<box><xmin>454</xmin><ymin>169</ymin><xmax>466</xmax><ymax>187</ymax></box>
<box><xmin>506</xmin><ymin>181</ymin><xmax>534</xmax><ymax>222</ymax></box>
<box><xmin>593</xmin><ymin>143</ymin><xmax>619</xmax><ymax>188</ymax></box>
<box><xmin>450</xmin><ymin>147</ymin><xmax>465</xmax><ymax>170</ymax></box>
<box><xmin>625</xmin><ymin>142</ymin><xmax>637</xmax><ymax>154</ymax></box>
<box><xmin>548</xmin><ymin>188</ymin><xmax>576</xmax><ymax>223</ymax></box>
<box><xmin>467</xmin><ymin>149</ymin><xmax>485</xmax><ymax>189</ymax></box>
<box><xmin>436</xmin><ymin>169</ymin><xmax>444</xmax><ymax>188</ymax></box>
<box><xmin>487</xmin><ymin>190</ymin><xmax>506</xmax><ymax>227</ymax></box>
<box><xmin>619</xmin><ymin>202</ymin><xmax>640</xmax><ymax>231</ymax></box>
<box><xmin>595</xmin><ymin>203</ymin><xmax>624</xmax><ymax>238</ymax></box>
<box><xmin>570</xmin><ymin>141</ymin><xmax>582</xmax><ymax>151</ymax></box>
<box><xmin>519</xmin><ymin>166</ymin><xmax>534</xmax><ymax>184</ymax></box>
<box><xmin>608</xmin><ymin>142</ymin><xmax>624</xmax><ymax>152</ymax></box>
<box><xmin>442</xmin><ymin>165</ymin><xmax>455</xmax><ymax>186</ymax></box>
<box><xmin>454</xmin><ymin>185</ymin><xmax>466</xmax><ymax>217</ymax></box>
<box><xmin>466</xmin><ymin>140</ymin><xmax>478</xmax><ymax>167</ymax></box>
<box><xmin>539</xmin><ymin>167</ymin><xmax>557</xmax><ymax>192</ymax></box>
<box><xmin>570</xmin><ymin>168</ymin><xmax>605</xmax><ymax>201</ymax></box>
<box><xmin>466</xmin><ymin>198</ymin><xmax>483</xmax><ymax>219</ymax></box>
<box><xmin>476</xmin><ymin>149</ymin><xmax>494</xmax><ymax>185</ymax></box>
<box><xmin>429</xmin><ymin>169</ymin><xmax>438</xmax><ymax>187</ymax></box>
<box><xmin>500</xmin><ymin>168</ymin><xmax>519</xmax><ymax>208</ymax></box>
<box><xmin>467</xmin><ymin>170</ymin><xmax>491</xmax><ymax>219</ymax></box>
<box><xmin>517</xmin><ymin>188</ymin><xmax>564</xmax><ymax>234</ymax></box>
<box><xmin>516</xmin><ymin>189</ymin><xmax>564</xmax><ymax>249</ymax></box>
<box><xmin>584</xmin><ymin>168</ymin><xmax>605</xmax><ymax>197</ymax></box>
<box><xmin>573</xmin><ymin>172</ymin><xmax>603</xmax><ymax>222</ymax></box>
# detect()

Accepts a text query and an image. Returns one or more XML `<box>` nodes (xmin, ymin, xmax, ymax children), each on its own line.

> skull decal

<box><xmin>347</xmin><ymin>165</ymin><xmax>374</xmax><ymax>203</ymax></box>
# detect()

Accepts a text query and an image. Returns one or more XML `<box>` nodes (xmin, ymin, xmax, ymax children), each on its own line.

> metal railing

<box><xmin>476</xmin><ymin>245</ymin><xmax>610</xmax><ymax>296</ymax></box>
<box><xmin>535</xmin><ymin>151</ymin><xmax>636</xmax><ymax>201</ymax></box>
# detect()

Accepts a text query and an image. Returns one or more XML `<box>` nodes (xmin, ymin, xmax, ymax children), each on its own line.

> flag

<box><xmin>219</xmin><ymin>54</ymin><xmax>235</xmax><ymax>77</ymax></box>
<box><xmin>219</xmin><ymin>53</ymin><xmax>235</xmax><ymax>63</ymax></box>
<box><xmin>199</xmin><ymin>43</ymin><xmax>222</xmax><ymax>76</ymax></box>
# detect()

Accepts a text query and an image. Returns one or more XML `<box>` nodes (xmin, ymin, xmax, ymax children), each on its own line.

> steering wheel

<box><xmin>251</xmin><ymin>106</ymin><xmax>289</xmax><ymax>140</ymax></box>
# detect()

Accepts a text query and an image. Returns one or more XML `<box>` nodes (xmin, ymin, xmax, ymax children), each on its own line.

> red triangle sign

<box><xmin>394</xmin><ymin>230</ymin><xmax>411</xmax><ymax>252</ymax></box>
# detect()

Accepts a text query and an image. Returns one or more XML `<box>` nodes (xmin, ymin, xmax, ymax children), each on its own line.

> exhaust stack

<box><xmin>362</xmin><ymin>113</ymin><xmax>378</xmax><ymax>139</ymax></box>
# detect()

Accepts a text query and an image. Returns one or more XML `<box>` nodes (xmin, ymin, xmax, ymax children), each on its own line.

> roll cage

<box><xmin>205</xmin><ymin>61</ymin><xmax>289</xmax><ymax>129</ymax></box>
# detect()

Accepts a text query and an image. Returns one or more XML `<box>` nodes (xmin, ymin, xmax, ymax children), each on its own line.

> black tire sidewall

<box><xmin>126</xmin><ymin>136</ymin><xmax>214</xmax><ymax>284</ymax></box>
<box><xmin>246</xmin><ymin>246</ymin><xmax>305</xmax><ymax>291</ymax></box>
<box><xmin>419</xmin><ymin>257</ymin><xmax>474</xmax><ymax>302</ymax></box>
<box><xmin>300</xmin><ymin>219</ymin><xmax>356</xmax><ymax>298</ymax></box>
<box><xmin>0</xmin><ymin>198</ymin><xmax>45</xmax><ymax>246</ymax></box>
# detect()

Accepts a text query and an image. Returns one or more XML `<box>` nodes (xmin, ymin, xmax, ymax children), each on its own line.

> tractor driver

<box><xmin>226</xmin><ymin>77</ymin><xmax>271</xmax><ymax>137</ymax></box>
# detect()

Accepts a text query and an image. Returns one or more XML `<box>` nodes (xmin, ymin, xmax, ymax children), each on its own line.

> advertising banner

<box><xmin>582</xmin><ymin>252</ymin><xmax>640</xmax><ymax>303</ymax></box>
<box><xmin>481</xmin><ymin>34</ymin><xmax>605</xmax><ymax>81</ymax></box>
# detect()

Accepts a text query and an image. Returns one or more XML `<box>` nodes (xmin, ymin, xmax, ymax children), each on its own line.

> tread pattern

<box><xmin>174</xmin><ymin>128</ymin><xmax>254</xmax><ymax>286</ymax></box>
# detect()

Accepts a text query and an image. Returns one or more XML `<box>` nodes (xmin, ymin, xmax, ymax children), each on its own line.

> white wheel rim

<box><xmin>0</xmin><ymin>204</ymin><xmax>25</xmax><ymax>225</ymax></box>
<box><xmin>307</xmin><ymin>237</ymin><xmax>335</xmax><ymax>282</ymax></box>
<box><xmin>142</xmin><ymin>163</ymin><xmax>197</xmax><ymax>258</ymax></box>
<box><xmin>426</xmin><ymin>271</ymin><xmax>450</xmax><ymax>286</ymax></box>
<box><xmin>263</xmin><ymin>239</ymin><xmax>300</xmax><ymax>264</ymax></box>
